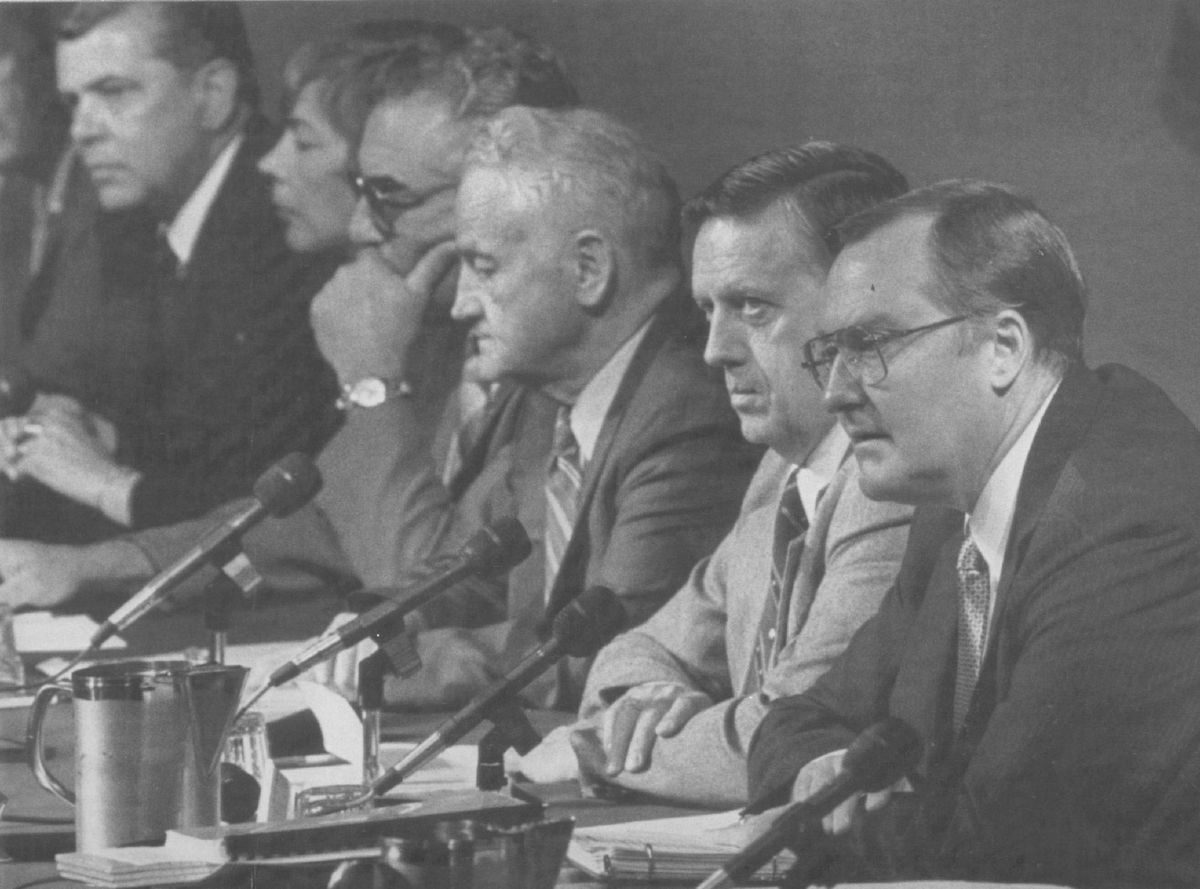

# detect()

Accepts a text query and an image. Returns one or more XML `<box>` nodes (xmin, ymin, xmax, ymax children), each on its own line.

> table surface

<box><xmin>0</xmin><ymin>601</ymin><xmax>712</xmax><ymax>889</ymax></box>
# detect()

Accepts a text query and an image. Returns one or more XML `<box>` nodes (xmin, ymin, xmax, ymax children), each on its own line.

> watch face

<box><xmin>351</xmin><ymin>378</ymin><xmax>388</xmax><ymax>407</ymax></box>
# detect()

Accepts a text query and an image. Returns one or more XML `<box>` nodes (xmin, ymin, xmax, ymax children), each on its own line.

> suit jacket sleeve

<box><xmin>584</xmin><ymin>455</ymin><xmax>910</xmax><ymax>807</ymax></box>
<box><xmin>749</xmin><ymin>487</ymin><xmax>1200</xmax><ymax>884</ymax></box>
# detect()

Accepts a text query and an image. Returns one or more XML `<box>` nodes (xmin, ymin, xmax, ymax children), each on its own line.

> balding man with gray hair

<box><xmin>323</xmin><ymin>105</ymin><xmax>759</xmax><ymax>711</ymax></box>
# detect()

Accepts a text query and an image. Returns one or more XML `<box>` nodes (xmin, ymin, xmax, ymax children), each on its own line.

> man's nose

<box><xmin>822</xmin><ymin>354</ymin><xmax>865</xmax><ymax>414</ymax></box>
<box><xmin>450</xmin><ymin>272</ymin><xmax>482</xmax><ymax>321</ymax></box>
<box><xmin>702</xmin><ymin>308</ymin><xmax>745</xmax><ymax>369</ymax></box>
<box><xmin>69</xmin><ymin>95</ymin><xmax>105</xmax><ymax>145</ymax></box>
<box><xmin>348</xmin><ymin>198</ymin><xmax>384</xmax><ymax>247</ymax></box>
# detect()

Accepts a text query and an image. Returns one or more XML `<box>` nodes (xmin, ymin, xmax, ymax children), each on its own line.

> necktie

<box><xmin>751</xmin><ymin>472</ymin><xmax>808</xmax><ymax>690</ymax></box>
<box><xmin>953</xmin><ymin>536</ymin><xmax>991</xmax><ymax>733</ymax></box>
<box><xmin>544</xmin><ymin>405</ymin><xmax>583</xmax><ymax>600</ymax></box>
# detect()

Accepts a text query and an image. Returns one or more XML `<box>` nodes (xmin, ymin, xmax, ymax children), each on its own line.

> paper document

<box><xmin>14</xmin><ymin>611</ymin><xmax>127</xmax><ymax>653</ymax></box>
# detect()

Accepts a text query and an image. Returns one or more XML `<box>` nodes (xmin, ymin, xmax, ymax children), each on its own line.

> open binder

<box><xmin>567</xmin><ymin>810</ymin><xmax>796</xmax><ymax>883</ymax></box>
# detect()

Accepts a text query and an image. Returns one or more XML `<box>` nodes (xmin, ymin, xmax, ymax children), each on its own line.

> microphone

<box><xmin>88</xmin><ymin>453</ymin><xmax>321</xmax><ymax>650</ymax></box>
<box><xmin>236</xmin><ymin>517</ymin><xmax>532</xmax><ymax>716</ymax></box>
<box><xmin>370</xmin><ymin>585</ymin><xmax>625</xmax><ymax>795</ymax></box>
<box><xmin>695</xmin><ymin>718</ymin><xmax>922</xmax><ymax>889</ymax></box>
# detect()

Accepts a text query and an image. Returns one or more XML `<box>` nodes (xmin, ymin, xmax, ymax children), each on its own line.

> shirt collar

<box><xmin>568</xmin><ymin>322</ymin><xmax>651</xmax><ymax>464</ymax></box>
<box><xmin>966</xmin><ymin>381</ymin><xmax>1061</xmax><ymax>587</ymax></box>
<box><xmin>794</xmin><ymin>423</ymin><xmax>849</xmax><ymax>520</ymax></box>
<box><xmin>165</xmin><ymin>133</ymin><xmax>242</xmax><ymax>268</ymax></box>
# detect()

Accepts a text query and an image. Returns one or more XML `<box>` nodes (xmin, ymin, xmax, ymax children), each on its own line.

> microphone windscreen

<box><xmin>0</xmin><ymin>366</ymin><xmax>34</xmax><ymax>417</ymax></box>
<box><xmin>464</xmin><ymin>516</ymin><xmax>533</xmax><ymax>575</ymax></box>
<box><xmin>842</xmin><ymin>717</ymin><xmax>922</xmax><ymax>792</ymax></box>
<box><xmin>552</xmin><ymin>586</ymin><xmax>626</xmax><ymax>657</ymax></box>
<box><xmin>253</xmin><ymin>453</ymin><xmax>322</xmax><ymax>517</ymax></box>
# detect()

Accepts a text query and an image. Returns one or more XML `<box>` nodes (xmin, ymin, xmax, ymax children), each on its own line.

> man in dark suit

<box><xmin>1</xmin><ymin>2</ymin><xmax>339</xmax><ymax>536</ymax></box>
<box><xmin>315</xmin><ymin>105</ymin><xmax>759</xmax><ymax>710</ymax></box>
<box><xmin>746</xmin><ymin>181</ymin><xmax>1200</xmax><ymax>886</ymax></box>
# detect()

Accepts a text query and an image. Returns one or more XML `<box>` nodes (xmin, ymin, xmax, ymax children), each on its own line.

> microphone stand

<box><xmin>201</xmin><ymin>546</ymin><xmax>263</xmax><ymax>664</ymax></box>
<box><xmin>475</xmin><ymin>697</ymin><xmax>542</xmax><ymax>791</ymax></box>
<box><xmin>357</xmin><ymin>651</ymin><xmax>387</xmax><ymax>785</ymax></box>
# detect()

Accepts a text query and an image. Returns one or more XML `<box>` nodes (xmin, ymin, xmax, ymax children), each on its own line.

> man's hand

<box><xmin>310</xmin><ymin>242</ymin><xmax>459</xmax><ymax>384</ymax></box>
<box><xmin>601</xmin><ymin>680</ymin><xmax>713</xmax><ymax>776</ymax></box>
<box><xmin>0</xmin><ymin>538</ymin><xmax>155</xmax><ymax>610</ymax></box>
<box><xmin>791</xmin><ymin>749</ymin><xmax>900</xmax><ymax>835</ymax></box>
<box><xmin>518</xmin><ymin>723</ymin><xmax>585</xmax><ymax>784</ymax></box>
<box><xmin>5</xmin><ymin>401</ymin><xmax>139</xmax><ymax>523</ymax></box>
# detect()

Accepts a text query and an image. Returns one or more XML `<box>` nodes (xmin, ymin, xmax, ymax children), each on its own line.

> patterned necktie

<box><xmin>751</xmin><ymin>473</ymin><xmax>808</xmax><ymax>690</ymax></box>
<box><xmin>953</xmin><ymin>536</ymin><xmax>991</xmax><ymax>733</ymax></box>
<box><xmin>544</xmin><ymin>405</ymin><xmax>583</xmax><ymax>600</ymax></box>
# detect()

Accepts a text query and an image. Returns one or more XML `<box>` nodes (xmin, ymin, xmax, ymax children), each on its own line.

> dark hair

<box><xmin>0</xmin><ymin>4</ymin><xmax>68</xmax><ymax>167</ymax></box>
<box><xmin>838</xmin><ymin>179</ymin><xmax>1087</xmax><ymax>365</ymax></box>
<box><xmin>456</xmin><ymin>27</ymin><xmax>579</xmax><ymax>114</ymax></box>
<box><xmin>684</xmin><ymin>142</ymin><xmax>908</xmax><ymax>268</ymax></box>
<box><xmin>283</xmin><ymin>21</ymin><xmax>577</xmax><ymax>152</ymax></box>
<box><xmin>282</xmin><ymin>21</ymin><xmax>468</xmax><ymax>147</ymax></box>
<box><xmin>57</xmin><ymin>2</ymin><xmax>260</xmax><ymax>108</ymax></box>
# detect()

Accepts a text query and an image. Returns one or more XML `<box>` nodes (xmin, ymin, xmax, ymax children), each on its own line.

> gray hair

<box><xmin>467</xmin><ymin>106</ymin><xmax>681</xmax><ymax>270</ymax></box>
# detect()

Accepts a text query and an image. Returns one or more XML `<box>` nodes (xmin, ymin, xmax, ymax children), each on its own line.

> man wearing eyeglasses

<box><xmin>746</xmin><ymin>181</ymin><xmax>1200</xmax><ymax>886</ymax></box>
<box><xmin>519</xmin><ymin>143</ymin><xmax>912</xmax><ymax>805</ymax></box>
<box><xmin>309</xmin><ymin>105</ymin><xmax>758</xmax><ymax>712</ymax></box>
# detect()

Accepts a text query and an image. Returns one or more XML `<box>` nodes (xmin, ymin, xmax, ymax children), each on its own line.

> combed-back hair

<box><xmin>57</xmin><ymin>2</ymin><xmax>260</xmax><ymax>108</ymax></box>
<box><xmin>283</xmin><ymin>21</ymin><xmax>578</xmax><ymax>152</ymax></box>
<box><xmin>469</xmin><ymin>106</ymin><xmax>681</xmax><ymax>272</ymax></box>
<box><xmin>838</xmin><ymin>179</ymin><xmax>1087</xmax><ymax>366</ymax></box>
<box><xmin>281</xmin><ymin>21</ymin><xmax>467</xmax><ymax>148</ymax></box>
<box><xmin>684</xmin><ymin>142</ymin><xmax>908</xmax><ymax>269</ymax></box>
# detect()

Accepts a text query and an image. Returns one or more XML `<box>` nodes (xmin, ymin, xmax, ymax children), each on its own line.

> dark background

<box><xmin>242</xmin><ymin>0</ymin><xmax>1200</xmax><ymax>422</ymax></box>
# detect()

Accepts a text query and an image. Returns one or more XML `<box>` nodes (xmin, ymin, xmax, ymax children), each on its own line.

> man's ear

<box><xmin>574</xmin><ymin>230</ymin><xmax>615</xmax><ymax>312</ymax></box>
<box><xmin>194</xmin><ymin>58</ymin><xmax>240</xmax><ymax>132</ymax></box>
<box><xmin>989</xmin><ymin>308</ymin><xmax>1033</xmax><ymax>392</ymax></box>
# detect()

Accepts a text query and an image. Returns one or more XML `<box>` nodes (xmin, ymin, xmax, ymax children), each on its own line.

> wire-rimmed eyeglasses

<box><xmin>800</xmin><ymin>315</ymin><xmax>970</xmax><ymax>390</ymax></box>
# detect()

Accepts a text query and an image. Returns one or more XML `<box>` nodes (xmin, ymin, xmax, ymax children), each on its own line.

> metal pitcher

<box><xmin>26</xmin><ymin>659</ymin><xmax>247</xmax><ymax>851</ymax></box>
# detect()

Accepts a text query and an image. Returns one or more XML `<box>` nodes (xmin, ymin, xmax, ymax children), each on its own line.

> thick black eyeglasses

<box><xmin>349</xmin><ymin>172</ymin><xmax>453</xmax><ymax>238</ymax></box>
<box><xmin>800</xmin><ymin>315</ymin><xmax>970</xmax><ymax>389</ymax></box>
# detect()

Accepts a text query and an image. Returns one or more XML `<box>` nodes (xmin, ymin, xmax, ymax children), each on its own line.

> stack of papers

<box><xmin>568</xmin><ymin>810</ymin><xmax>796</xmax><ymax>883</ymax></box>
<box><xmin>55</xmin><ymin>847</ymin><xmax>223</xmax><ymax>888</ymax></box>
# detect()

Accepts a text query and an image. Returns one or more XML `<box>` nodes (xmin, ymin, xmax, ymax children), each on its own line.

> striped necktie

<box><xmin>751</xmin><ymin>472</ymin><xmax>808</xmax><ymax>690</ymax></box>
<box><xmin>544</xmin><ymin>405</ymin><xmax>583</xmax><ymax>600</ymax></box>
<box><xmin>953</xmin><ymin>536</ymin><xmax>991</xmax><ymax>733</ymax></box>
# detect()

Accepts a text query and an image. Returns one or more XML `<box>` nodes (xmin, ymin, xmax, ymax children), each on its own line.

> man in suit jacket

<box><xmin>747</xmin><ymin>181</ymin><xmax>1200</xmax><ymax>886</ymax></box>
<box><xmin>1</xmin><ymin>2</ymin><xmax>340</xmax><ymax>536</ymax></box>
<box><xmin>519</xmin><ymin>144</ymin><xmax>912</xmax><ymax>806</ymax></box>
<box><xmin>312</xmin><ymin>105</ymin><xmax>758</xmax><ymax>712</ymax></box>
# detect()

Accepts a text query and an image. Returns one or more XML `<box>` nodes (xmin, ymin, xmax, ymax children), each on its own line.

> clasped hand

<box><xmin>0</xmin><ymin>394</ymin><xmax>125</xmax><ymax>510</ymax></box>
<box><xmin>791</xmin><ymin>748</ymin><xmax>910</xmax><ymax>835</ymax></box>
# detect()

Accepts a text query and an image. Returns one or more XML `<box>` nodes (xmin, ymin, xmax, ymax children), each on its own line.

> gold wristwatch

<box><xmin>336</xmin><ymin>376</ymin><xmax>413</xmax><ymax>410</ymax></box>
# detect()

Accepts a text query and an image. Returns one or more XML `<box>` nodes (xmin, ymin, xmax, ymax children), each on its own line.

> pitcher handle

<box><xmin>26</xmin><ymin>682</ymin><xmax>75</xmax><ymax>805</ymax></box>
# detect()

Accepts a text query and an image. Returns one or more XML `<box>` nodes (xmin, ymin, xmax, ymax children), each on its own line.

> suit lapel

<box><xmin>543</xmin><ymin>312</ymin><xmax>671</xmax><ymax>611</ymax></box>
<box><xmin>950</xmin><ymin>366</ymin><xmax>1101</xmax><ymax>767</ymax></box>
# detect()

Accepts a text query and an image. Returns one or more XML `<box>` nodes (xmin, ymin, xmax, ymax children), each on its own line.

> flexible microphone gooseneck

<box><xmin>366</xmin><ymin>585</ymin><xmax>625</xmax><ymax>800</ymax></box>
<box><xmin>694</xmin><ymin>718</ymin><xmax>923</xmax><ymax>889</ymax></box>
<box><xmin>88</xmin><ymin>453</ymin><xmax>322</xmax><ymax>652</ymax></box>
<box><xmin>235</xmin><ymin>517</ymin><xmax>532</xmax><ymax>721</ymax></box>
